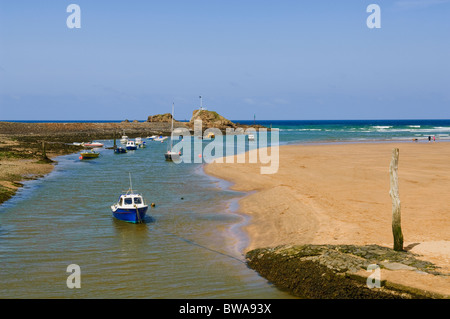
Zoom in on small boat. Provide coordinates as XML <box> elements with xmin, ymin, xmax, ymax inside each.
<box><xmin>248</xmin><ymin>134</ymin><xmax>255</xmax><ymax>141</ymax></box>
<box><xmin>147</xmin><ymin>135</ymin><xmax>157</xmax><ymax>140</ymax></box>
<box><xmin>111</xmin><ymin>174</ymin><xmax>148</xmax><ymax>223</ymax></box>
<box><xmin>80</xmin><ymin>150</ymin><xmax>100</xmax><ymax>159</ymax></box>
<box><xmin>83</xmin><ymin>142</ymin><xmax>104</xmax><ymax>148</ymax></box>
<box><xmin>114</xmin><ymin>147</ymin><xmax>127</xmax><ymax>154</ymax></box>
<box><xmin>205</xmin><ymin>132</ymin><xmax>215</xmax><ymax>139</ymax></box>
<box><xmin>135</xmin><ymin>138</ymin><xmax>146</xmax><ymax>148</ymax></box>
<box><xmin>120</xmin><ymin>135</ymin><xmax>129</xmax><ymax>144</ymax></box>
<box><xmin>126</xmin><ymin>140</ymin><xmax>137</xmax><ymax>150</ymax></box>
<box><xmin>154</xmin><ymin>136</ymin><xmax>168</xmax><ymax>142</ymax></box>
<box><xmin>138</xmin><ymin>141</ymin><xmax>146</xmax><ymax>148</ymax></box>
<box><xmin>164</xmin><ymin>151</ymin><xmax>181</xmax><ymax>161</ymax></box>
<box><xmin>165</xmin><ymin>103</ymin><xmax>181</xmax><ymax>162</ymax></box>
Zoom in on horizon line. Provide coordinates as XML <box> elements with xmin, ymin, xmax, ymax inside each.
<box><xmin>1</xmin><ymin>118</ymin><xmax>450</xmax><ymax>123</ymax></box>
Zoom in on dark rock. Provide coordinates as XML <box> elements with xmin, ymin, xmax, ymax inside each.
<box><xmin>246</xmin><ymin>244</ymin><xmax>441</xmax><ymax>299</ymax></box>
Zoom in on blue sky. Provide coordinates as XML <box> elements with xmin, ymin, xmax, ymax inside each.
<box><xmin>1</xmin><ymin>0</ymin><xmax>449</xmax><ymax>120</ymax></box>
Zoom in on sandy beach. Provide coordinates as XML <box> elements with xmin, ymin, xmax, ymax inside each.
<box><xmin>204</xmin><ymin>141</ymin><xmax>450</xmax><ymax>296</ymax></box>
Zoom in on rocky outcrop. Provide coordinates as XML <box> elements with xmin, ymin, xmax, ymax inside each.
<box><xmin>147</xmin><ymin>113</ymin><xmax>175</xmax><ymax>123</ymax></box>
<box><xmin>187</xmin><ymin>109</ymin><xmax>266</xmax><ymax>132</ymax></box>
<box><xmin>246</xmin><ymin>244</ymin><xmax>444</xmax><ymax>299</ymax></box>
<box><xmin>189</xmin><ymin>110</ymin><xmax>236</xmax><ymax>130</ymax></box>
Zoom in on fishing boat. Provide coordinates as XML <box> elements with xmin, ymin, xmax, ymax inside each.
<box><xmin>154</xmin><ymin>136</ymin><xmax>168</xmax><ymax>142</ymax></box>
<box><xmin>83</xmin><ymin>142</ymin><xmax>104</xmax><ymax>148</ymax></box>
<box><xmin>114</xmin><ymin>146</ymin><xmax>127</xmax><ymax>154</ymax></box>
<box><xmin>120</xmin><ymin>135</ymin><xmax>129</xmax><ymax>144</ymax></box>
<box><xmin>126</xmin><ymin>140</ymin><xmax>137</xmax><ymax>150</ymax></box>
<box><xmin>165</xmin><ymin>103</ymin><xmax>181</xmax><ymax>162</ymax></box>
<box><xmin>111</xmin><ymin>174</ymin><xmax>148</xmax><ymax>223</ymax></box>
<box><xmin>79</xmin><ymin>150</ymin><xmax>100</xmax><ymax>159</ymax></box>
<box><xmin>135</xmin><ymin>137</ymin><xmax>146</xmax><ymax>148</ymax></box>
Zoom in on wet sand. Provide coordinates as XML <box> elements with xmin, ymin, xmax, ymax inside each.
<box><xmin>204</xmin><ymin>141</ymin><xmax>450</xmax><ymax>296</ymax></box>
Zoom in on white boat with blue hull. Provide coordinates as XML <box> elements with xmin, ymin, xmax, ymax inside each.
<box><xmin>126</xmin><ymin>140</ymin><xmax>137</xmax><ymax>150</ymax></box>
<box><xmin>111</xmin><ymin>175</ymin><xmax>149</xmax><ymax>223</ymax></box>
<box><xmin>164</xmin><ymin>102</ymin><xmax>182</xmax><ymax>161</ymax></box>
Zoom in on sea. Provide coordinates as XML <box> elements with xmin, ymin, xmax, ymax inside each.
<box><xmin>0</xmin><ymin>119</ymin><xmax>449</xmax><ymax>298</ymax></box>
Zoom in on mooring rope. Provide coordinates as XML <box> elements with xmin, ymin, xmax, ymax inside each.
<box><xmin>152</xmin><ymin>226</ymin><xmax>246</xmax><ymax>265</ymax></box>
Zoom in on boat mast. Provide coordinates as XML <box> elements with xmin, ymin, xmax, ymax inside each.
<box><xmin>170</xmin><ymin>102</ymin><xmax>174</xmax><ymax>151</ymax></box>
<box><xmin>129</xmin><ymin>172</ymin><xmax>133</xmax><ymax>193</ymax></box>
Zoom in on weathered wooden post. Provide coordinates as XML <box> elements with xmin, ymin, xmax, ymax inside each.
<box><xmin>389</xmin><ymin>148</ymin><xmax>404</xmax><ymax>251</ymax></box>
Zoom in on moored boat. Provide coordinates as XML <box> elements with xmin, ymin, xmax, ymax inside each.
<box><xmin>154</xmin><ymin>136</ymin><xmax>168</xmax><ymax>142</ymax></box>
<box><xmin>164</xmin><ymin>150</ymin><xmax>181</xmax><ymax>162</ymax></box>
<box><xmin>164</xmin><ymin>103</ymin><xmax>181</xmax><ymax>161</ymax></box>
<box><xmin>114</xmin><ymin>147</ymin><xmax>127</xmax><ymax>154</ymax></box>
<box><xmin>120</xmin><ymin>135</ymin><xmax>129</xmax><ymax>144</ymax></box>
<box><xmin>135</xmin><ymin>137</ymin><xmax>146</xmax><ymax>148</ymax></box>
<box><xmin>80</xmin><ymin>150</ymin><xmax>100</xmax><ymax>159</ymax></box>
<box><xmin>126</xmin><ymin>140</ymin><xmax>137</xmax><ymax>150</ymax></box>
<box><xmin>111</xmin><ymin>174</ymin><xmax>149</xmax><ymax>223</ymax></box>
<box><xmin>83</xmin><ymin>142</ymin><xmax>104</xmax><ymax>148</ymax></box>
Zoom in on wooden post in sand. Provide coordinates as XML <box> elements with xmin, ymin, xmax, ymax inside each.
<box><xmin>389</xmin><ymin>148</ymin><xmax>404</xmax><ymax>251</ymax></box>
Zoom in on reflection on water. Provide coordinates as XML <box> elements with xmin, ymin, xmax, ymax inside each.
<box><xmin>0</xmin><ymin>139</ymin><xmax>292</xmax><ymax>298</ymax></box>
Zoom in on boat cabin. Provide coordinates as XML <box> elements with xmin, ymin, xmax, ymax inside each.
<box><xmin>118</xmin><ymin>194</ymin><xmax>145</xmax><ymax>207</ymax></box>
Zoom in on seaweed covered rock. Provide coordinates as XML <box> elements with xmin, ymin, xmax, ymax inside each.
<box><xmin>246</xmin><ymin>244</ymin><xmax>440</xmax><ymax>299</ymax></box>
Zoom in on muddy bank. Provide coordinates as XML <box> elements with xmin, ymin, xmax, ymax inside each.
<box><xmin>0</xmin><ymin>121</ymin><xmax>183</xmax><ymax>142</ymax></box>
<box><xmin>246</xmin><ymin>244</ymin><xmax>447</xmax><ymax>299</ymax></box>
<box><xmin>0</xmin><ymin>121</ymin><xmax>175</xmax><ymax>205</ymax></box>
<box><xmin>0</xmin><ymin>133</ymin><xmax>85</xmax><ymax>205</ymax></box>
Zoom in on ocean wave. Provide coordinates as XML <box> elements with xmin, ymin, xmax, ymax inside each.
<box><xmin>371</xmin><ymin>126</ymin><xmax>392</xmax><ymax>129</ymax></box>
<box><xmin>280</xmin><ymin>128</ymin><xmax>322</xmax><ymax>132</ymax></box>
<box><xmin>372</xmin><ymin>127</ymin><xmax>450</xmax><ymax>133</ymax></box>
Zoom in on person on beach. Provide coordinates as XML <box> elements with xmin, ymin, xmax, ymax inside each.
<box><xmin>428</xmin><ymin>136</ymin><xmax>431</xmax><ymax>142</ymax></box>
<box><xmin>433</xmin><ymin>135</ymin><xmax>436</xmax><ymax>142</ymax></box>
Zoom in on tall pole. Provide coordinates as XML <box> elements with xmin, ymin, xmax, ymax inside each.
<box><xmin>199</xmin><ymin>96</ymin><xmax>202</xmax><ymax>109</ymax></box>
<box><xmin>170</xmin><ymin>102</ymin><xmax>174</xmax><ymax>150</ymax></box>
<box><xmin>390</xmin><ymin>148</ymin><xmax>404</xmax><ymax>251</ymax></box>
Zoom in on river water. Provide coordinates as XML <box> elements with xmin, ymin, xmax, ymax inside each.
<box><xmin>0</xmin><ymin>137</ymin><xmax>292</xmax><ymax>298</ymax></box>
